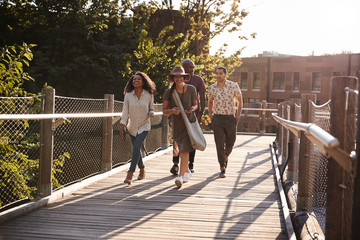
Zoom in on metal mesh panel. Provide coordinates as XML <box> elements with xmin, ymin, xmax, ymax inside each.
<box><xmin>308</xmin><ymin>146</ymin><xmax>328</xmax><ymax>232</ymax></box>
<box><xmin>310</xmin><ymin>100</ymin><xmax>331</xmax><ymax>132</ymax></box>
<box><xmin>306</xmin><ymin>100</ymin><xmax>331</xmax><ymax>232</ymax></box>
<box><xmin>237</xmin><ymin>102</ymin><xmax>278</xmax><ymax>134</ymax></box>
<box><xmin>239</xmin><ymin>102</ymin><xmax>261</xmax><ymax>133</ymax></box>
<box><xmin>113</xmin><ymin>100</ymin><xmax>132</xmax><ymax>167</ymax></box>
<box><xmin>0</xmin><ymin>96</ymin><xmax>42</xmax><ymax>209</ymax></box>
<box><xmin>145</xmin><ymin>104</ymin><xmax>164</xmax><ymax>153</ymax></box>
<box><xmin>53</xmin><ymin>96</ymin><xmax>107</xmax><ymax>188</ymax></box>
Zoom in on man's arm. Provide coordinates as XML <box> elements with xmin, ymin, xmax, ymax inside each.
<box><xmin>235</xmin><ymin>95</ymin><xmax>243</xmax><ymax>122</ymax></box>
<box><xmin>196</xmin><ymin>91</ymin><xmax>206</xmax><ymax>122</ymax></box>
<box><xmin>208</xmin><ymin>97</ymin><xmax>214</xmax><ymax>120</ymax></box>
<box><xmin>199</xmin><ymin>92</ymin><xmax>206</xmax><ymax>114</ymax></box>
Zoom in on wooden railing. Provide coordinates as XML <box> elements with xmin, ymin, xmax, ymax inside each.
<box><xmin>272</xmin><ymin>76</ymin><xmax>359</xmax><ymax>240</ymax></box>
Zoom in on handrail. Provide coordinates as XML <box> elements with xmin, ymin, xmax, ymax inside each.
<box><xmin>272</xmin><ymin>113</ymin><xmax>354</xmax><ymax>173</ymax></box>
<box><xmin>272</xmin><ymin>113</ymin><xmax>338</xmax><ymax>147</ymax></box>
<box><xmin>243</xmin><ymin>108</ymin><xmax>277</xmax><ymax>111</ymax></box>
<box><xmin>0</xmin><ymin>112</ymin><xmax>163</xmax><ymax>121</ymax></box>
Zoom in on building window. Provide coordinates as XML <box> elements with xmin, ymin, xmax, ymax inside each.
<box><xmin>248</xmin><ymin>98</ymin><xmax>260</xmax><ymax>104</ymax></box>
<box><xmin>293</xmin><ymin>72</ymin><xmax>299</xmax><ymax>91</ymax></box>
<box><xmin>273</xmin><ymin>72</ymin><xmax>285</xmax><ymax>90</ymax></box>
<box><xmin>240</xmin><ymin>72</ymin><xmax>248</xmax><ymax>90</ymax></box>
<box><xmin>253</xmin><ymin>72</ymin><xmax>260</xmax><ymax>90</ymax></box>
<box><xmin>312</xmin><ymin>72</ymin><xmax>321</xmax><ymax>91</ymax></box>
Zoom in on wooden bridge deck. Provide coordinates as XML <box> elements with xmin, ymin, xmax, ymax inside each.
<box><xmin>0</xmin><ymin>134</ymin><xmax>290</xmax><ymax>239</ymax></box>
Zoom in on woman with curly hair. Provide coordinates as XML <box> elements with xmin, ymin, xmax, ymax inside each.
<box><xmin>120</xmin><ymin>72</ymin><xmax>156</xmax><ymax>185</ymax></box>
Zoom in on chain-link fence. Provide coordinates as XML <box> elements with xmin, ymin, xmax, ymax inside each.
<box><xmin>308</xmin><ymin>100</ymin><xmax>331</xmax><ymax>232</ymax></box>
<box><xmin>0</xmin><ymin>96</ymin><xmax>42</xmax><ymax>209</ymax></box>
<box><xmin>0</xmin><ymin>93</ymin><xmax>166</xmax><ymax>211</ymax></box>
<box><xmin>53</xmin><ymin>96</ymin><xmax>108</xmax><ymax>188</ymax></box>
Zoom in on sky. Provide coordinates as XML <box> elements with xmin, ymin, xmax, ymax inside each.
<box><xmin>209</xmin><ymin>0</ymin><xmax>360</xmax><ymax>57</ymax></box>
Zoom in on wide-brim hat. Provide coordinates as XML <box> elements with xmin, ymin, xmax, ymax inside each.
<box><xmin>168</xmin><ymin>66</ymin><xmax>190</xmax><ymax>81</ymax></box>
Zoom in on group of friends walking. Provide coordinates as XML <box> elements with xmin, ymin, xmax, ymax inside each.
<box><xmin>120</xmin><ymin>60</ymin><xmax>243</xmax><ymax>188</ymax></box>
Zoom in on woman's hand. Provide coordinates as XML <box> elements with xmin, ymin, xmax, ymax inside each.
<box><xmin>148</xmin><ymin>112</ymin><xmax>155</xmax><ymax>118</ymax></box>
<box><xmin>120</xmin><ymin>124</ymin><xmax>126</xmax><ymax>140</ymax></box>
<box><xmin>185</xmin><ymin>106</ymin><xmax>196</xmax><ymax>114</ymax></box>
<box><xmin>172</xmin><ymin>107</ymin><xmax>181</xmax><ymax>115</ymax></box>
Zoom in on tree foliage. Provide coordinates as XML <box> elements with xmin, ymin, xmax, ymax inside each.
<box><xmin>0</xmin><ymin>44</ymin><xmax>68</xmax><ymax>207</ymax></box>
<box><xmin>1</xmin><ymin>0</ymin><xmax>251</xmax><ymax>101</ymax></box>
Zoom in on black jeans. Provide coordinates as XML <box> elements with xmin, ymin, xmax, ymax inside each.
<box><xmin>212</xmin><ymin>114</ymin><xmax>237</xmax><ymax>167</ymax></box>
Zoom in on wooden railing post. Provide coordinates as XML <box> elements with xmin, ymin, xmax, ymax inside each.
<box><xmin>276</xmin><ymin>103</ymin><xmax>283</xmax><ymax>154</ymax></box>
<box><xmin>38</xmin><ymin>88</ymin><xmax>55</xmax><ymax>197</ymax></box>
<box><xmin>102</xmin><ymin>94</ymin><xmax>114</xmax><ymax>172</ymax></box>
<box><xmin>297</xmin><ymin>94</ymin><xmax>316</xmax><ymax>210</ymax></box>
<box><xmin>281</xmin><ymin>101</ymin><xmax>289</xmax><ymax>165</ymax></box>
<box><xmin>260</xmin><ymin>100</ymin><xmax>267</xmax><ymax>134</ymax></box>
<box><xmin>352</xmin><ymin>74</ymin><xmax>360</xmax><ymax>240</ymax></box>
<box><xmin>161</xmin><ymin>115</ymin><xmax>169</xmax><ymax>149</ymax></box>
<box><xmin>286</xmin><ymin>100</ymin><xmax>296</xmax><ymax>181</ymax></box>
<box><xmin>327</xmin><ymin>76</ymin><xmax>357</xmax><ymax>240</ymax></box>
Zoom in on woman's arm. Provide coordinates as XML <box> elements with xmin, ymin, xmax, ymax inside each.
<box><xmin>163</xmin><ymin>99</ymin><xmax>180</xmax><ymax>116</ymax></box>
<box><xmin>148</xmin><ymin>94</ymin><xmax>155</xmax><ymax>118</ymax></box>
<box><xmin>185</xmin><ymin>99</ymin><xmax>198</xmax><ymax>114</ymax></box>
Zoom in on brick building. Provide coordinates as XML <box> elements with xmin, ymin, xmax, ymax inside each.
<box><xmin>230</xmin><ymin>52</ymin><xmax>360</xmax><ymax>105</ymax></box>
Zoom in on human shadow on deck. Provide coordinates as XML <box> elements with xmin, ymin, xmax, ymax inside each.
<box><xmin>34</xmin><ymin>172</ymin><xmax>220</xmax><ymax>239</ymax></box>
<box><xmin>214</xmin><ymin>151</ymin><xmax>287</xmax><ymax>239</ymax></box>
<box><xmin>233</xmin><ymin>135</ymin><xmax>262</xmax><ymax>149</ymax></box>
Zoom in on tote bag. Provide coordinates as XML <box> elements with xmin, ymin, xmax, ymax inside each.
<box><xmin>172</xmin><ymin>90</ymin><xmax>207</xmax><ymax>151</ymax></box>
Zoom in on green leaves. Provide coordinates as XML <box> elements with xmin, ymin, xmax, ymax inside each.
<box><xmin>0</xmin><ymin>43</ymin><xmax>36</xmax><ymax>97</ymax></box>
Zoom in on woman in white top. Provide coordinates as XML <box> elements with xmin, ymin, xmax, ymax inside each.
<box><xmin>120</xmin><ymin>72</ymin><xmax>156</xmax><ymax>185</ymax></box>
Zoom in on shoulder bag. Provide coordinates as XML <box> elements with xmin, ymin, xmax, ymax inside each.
<box><xmin>172</xmin><ymin>90</ymin><xmax>206</xmax><ymax>151</ymax></box>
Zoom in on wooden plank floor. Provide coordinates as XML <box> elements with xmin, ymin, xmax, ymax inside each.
<box><xmin>0</xmin><ymin>134</ymin><xmax>288</xmax><ymax>239</ymax></box>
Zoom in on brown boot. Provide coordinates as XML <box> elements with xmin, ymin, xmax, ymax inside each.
<box><xmin>138</xmin><ymin>168</ymin><xmax>145</xmax><ymax>180</ymax></box>
<box><xmin>124</xmin><ymin>171</ymin><xmax>133</xmax><ymax>185</ymax></box>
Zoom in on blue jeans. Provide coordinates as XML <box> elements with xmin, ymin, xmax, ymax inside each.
<box><xmin>129</xmin><ymin>131</ymin><xmax>149</xmax><ymax>172</ymax></box>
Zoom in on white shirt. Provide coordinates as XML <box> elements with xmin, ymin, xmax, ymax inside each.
<box><xmin>120</xmin><ymin>90</ymin><xmax>155</xmax><ymax>136</ymax></box>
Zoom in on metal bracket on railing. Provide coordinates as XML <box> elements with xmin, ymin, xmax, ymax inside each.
<box><xmin>53</xmin><ymin>118</ymin><xmax>67</xmax><ymax>130</ymax></box>
<box><xmin>325</xmin><ymin>146</ymin><xmax>354</xmax><ymax>173</ymax></box>
<box><xmin>350</xmin><ymin>151</ymin><xmax>357</xmax><ymax>179</ymax></box>
<box><xmin>345</xmin><ymin>87</ymin><xmax>359</xmax><ymax>111</ymax></box>
<box><xmin>112</xmin><ymin>116</ymin><xmax>121</xmax><ymax>125</ymax></box>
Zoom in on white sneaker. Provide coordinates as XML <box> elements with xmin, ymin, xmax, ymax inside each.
<box><xmin>183</xmin><ymin>172</ymin><xmax>192</xmax><ymax>183</ymax></box>
<box><xmin>175</xmin><ymin>176</ymin><xmax>183</xmax><ymax>188</ymax></box>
